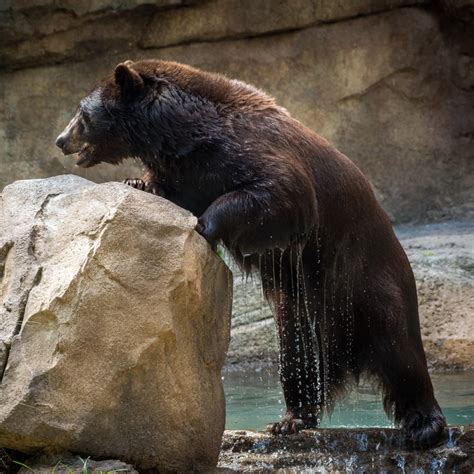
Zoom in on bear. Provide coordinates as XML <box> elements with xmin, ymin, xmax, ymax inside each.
<box><xmin>56</xmin><ymin>59</ymin><xmax>446</xmax><ymax>447</ymax></box>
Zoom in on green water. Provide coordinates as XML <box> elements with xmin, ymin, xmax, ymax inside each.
<box><xmin>224</xmin><ymin>370</ymin><xmax>474</xmax><ymax>430</ymax></box>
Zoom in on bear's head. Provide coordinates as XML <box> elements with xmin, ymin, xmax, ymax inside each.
<box><xmin>56</xmin><ymin>61</ymin><xmax>163</xmax><ymax>167</ymax></box>
<box><xmin>56</xmin><ymin>59</ymin><xmax>260</xmax><ymax>167</ymax></box>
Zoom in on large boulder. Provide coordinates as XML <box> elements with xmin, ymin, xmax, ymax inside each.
<box><xmin>0</xmin><ymin>175</ymin><xmax>232</xmax><ymax>471</ymax></box>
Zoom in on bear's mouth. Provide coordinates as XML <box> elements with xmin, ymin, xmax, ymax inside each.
<box><xmin>76</xmin><ymin>145</ymin><xmax>97</xmax><ymax>168</ymax></box>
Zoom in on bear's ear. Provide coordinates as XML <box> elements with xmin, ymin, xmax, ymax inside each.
<box><xmin>114</xmin><ymin>63</ymin><xmax>144</xmax><ymax>96</ymax></box>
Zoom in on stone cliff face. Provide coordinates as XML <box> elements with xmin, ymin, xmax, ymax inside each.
<box><xmin>1</xmin><ymin>0</ymin><xmax>473</xmax><ymax>223</ymax></box>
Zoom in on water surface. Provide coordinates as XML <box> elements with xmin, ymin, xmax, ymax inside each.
<box><xmin>224</xmin><ymin>370</ymin><xmax>474</xmax><ymax>430</ymax></box>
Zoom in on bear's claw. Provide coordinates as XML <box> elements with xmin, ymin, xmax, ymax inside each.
<box><xmin>267</xmin><ymin>418</ymin><xmax>304</xmax><ymax>435</ymax></box>
<box><xmin>266</xmin><ymin>411</ymin><xmax>319</xmax><ymax>436</ymax></box>
<box><xmin>123</xmin><ymin>178</ymin><xmax>161</xmax><ymax>195</ymax></box>
<box><xmin>123</xmin><ymin>178</ymin><xmax>146</xmax><ymax>190</ymax></box>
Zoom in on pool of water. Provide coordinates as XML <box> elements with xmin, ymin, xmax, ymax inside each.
<box><xmin>223</xmin><ymin>370</ymin><xmax>474</xmax><ymax>430</ymax></box>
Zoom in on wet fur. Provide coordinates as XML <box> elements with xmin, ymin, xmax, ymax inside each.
<box><xmin>57</xmin><ymin>60</ymin><xmax>446</xmax><ymax>448</ymax></box>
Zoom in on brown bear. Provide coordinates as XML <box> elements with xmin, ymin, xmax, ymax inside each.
<box><xmin>56</xmin><ymin>59</ymin><xmax>446</xmax><ymax>447</ymax></box>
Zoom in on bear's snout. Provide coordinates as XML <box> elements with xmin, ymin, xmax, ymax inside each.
<box><xmin>55</xmin><ymin>133</ymin><xmax>66</xmax><ymax>150</ymax></box>
<box><xmin>55</xmin><ymin>110</ymin><xmax>84</xmax><ymax>155</ymax></box>
<box><xmin>55</xmin><ymin>129</ymin><xmax>76</xmax><ymax>154</ymax></box>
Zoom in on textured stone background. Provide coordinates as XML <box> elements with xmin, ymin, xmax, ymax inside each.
<box><xmin>1</xmin><ymin>1</ymin><xmax>473</xmax><ymax>371</ymax></box>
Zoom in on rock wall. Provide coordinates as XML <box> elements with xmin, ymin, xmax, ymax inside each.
<box><xmin>1</xmin><ymin>0</ymin><xmax>473</xmax><ymax>222</ymax></box>
<box><xmin>0</xmin><ymin>176</ymin><xmax>232</xmax><ymax>470</ymax></box>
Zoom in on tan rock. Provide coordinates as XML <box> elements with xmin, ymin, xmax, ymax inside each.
<box><xmin>0</xmin><ymin>0</ymin><xmax>425</xmax><ymax>64</ymax></box>
<box><xmin>225</xmin><ymin>270</ymin><xmax>275</xmax><ymax>368</ymax></box>
<box><xmin>0</xmin><ymin>175</ymin><xmax>232</xmax><ymax>470</ymax></box>
<box><xmin>142</xmin><ymin>0</ymin><xmax>426</xmax><ymax>49</ymax></box>
<box><xmin>0</xmin><ymin>1</ymin><xmax>190</xmax><ymax>68</ymax></box>
<box><xmin>400</xmin><ymin>222</ymin><xmax>474</xmax><ymax>370</ymax></box>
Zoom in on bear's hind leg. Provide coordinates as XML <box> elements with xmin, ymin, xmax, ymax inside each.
<box><xmin>378</xmin><ymin>347</ymin><xmax>446</xmax><ymax>448</ymax></box>
<box><xmin>364</xmin><ymin>292</ymin><xmax>446</xmax><ymax>448</ymax></box>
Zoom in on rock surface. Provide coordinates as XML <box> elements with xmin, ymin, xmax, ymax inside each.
<box><xmin>227</xmin><ymin>221</ymin><xmax>474</xmax><ymax>371</ymax></box>
<box><xmin>399</xmin><ymin>222</ymin><xmax>474</xmax><ymax>370</ymax></box>
<box><xmin>218</xmin><ymin>426</ymin><xmax>473</xmax><ymax>472</ymax></box>
<box><xmin>0</xmin><ymin>2</ymin><xmax>473</xmax><ymax>222</ymax></box>
<box><xmin>0</xmin><ymin>0</ymin><xmax>428</xmax><ymax>68</ymax></box>
<box><xmin>15</xmin><ymin>454</ymin><xmax>138</xmax><ymax>474</ymax></box>
<box><xmin>0</xmin><ymin>175</ymin><xmax>232</xmax><ymax>471</ymax></box>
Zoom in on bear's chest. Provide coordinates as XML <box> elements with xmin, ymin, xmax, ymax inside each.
<box><xmin>156</xmin><ymin>156</ymin><xmax>231</xmax><ymax>217</ymax></box>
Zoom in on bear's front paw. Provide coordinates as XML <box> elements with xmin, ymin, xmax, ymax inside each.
<box><xmin>195</xmin><ymin>218</ymin><xmax>220</xmax><ymax>251</ymax></box>
<box><xmin>123</xmin><ymin>178</ymin><xmax>146</xmax><ymax>191</ymax></box>
<box><xmin>123</xmin><ymin>178</ymin><xmax>161</xmax><ymax>196</ymax></box>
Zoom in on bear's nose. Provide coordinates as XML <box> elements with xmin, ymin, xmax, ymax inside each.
<box><xmin>55</xmin><ymin>134</ymin><xmax>66</xmax><ymax>150</ymax></box>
